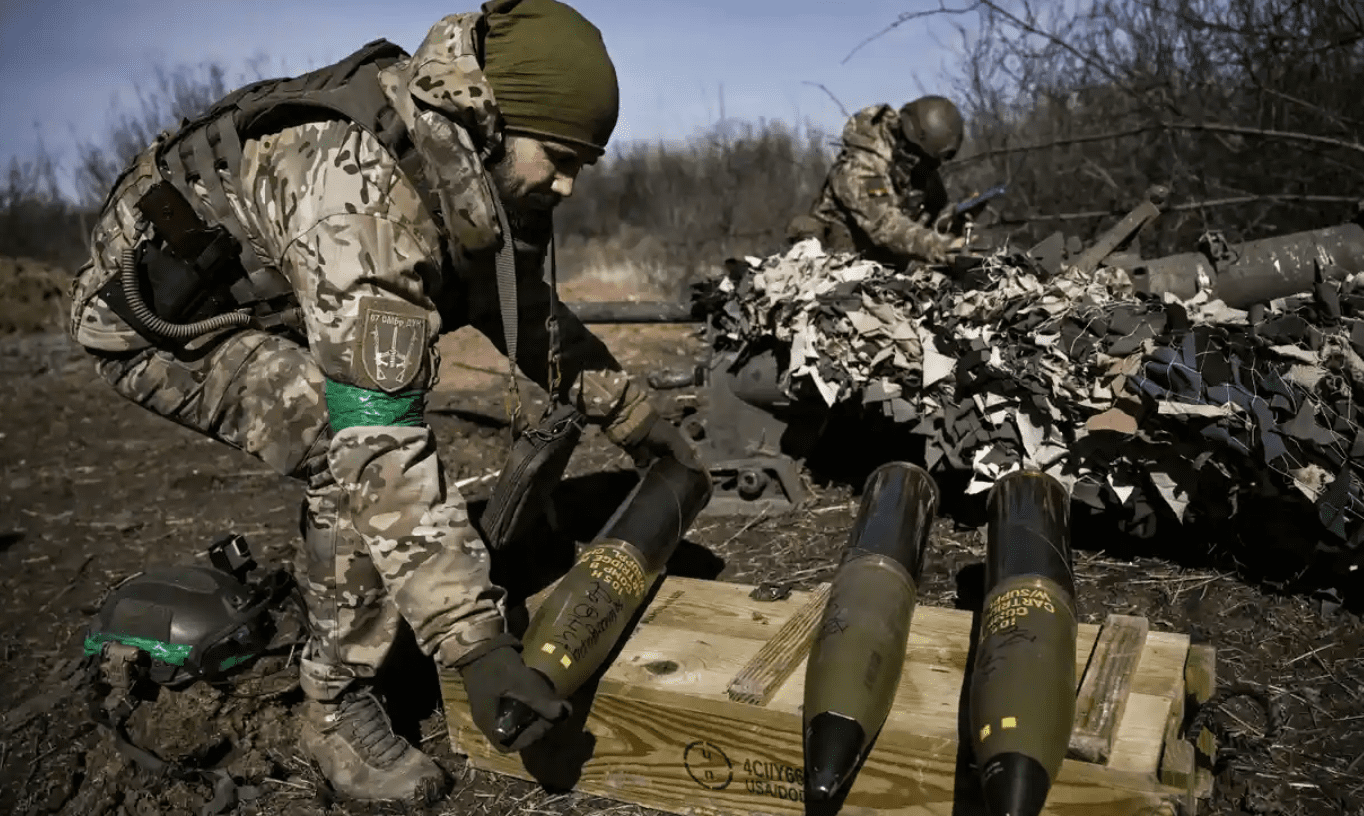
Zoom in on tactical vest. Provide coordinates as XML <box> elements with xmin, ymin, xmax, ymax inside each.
<box><xmin>107</xmin><ymin>38</ymin><xmax>570</xmax><ymax>491</ymax></box>
<box><xmin>104</xmin><ymin>36</ymin><xmax>574</xmax><ymax>515</ymax></box>
<box><xmin>117</xmin><ymin>39</ymin><xmax>440</xmax><ymax>312</ymax></box>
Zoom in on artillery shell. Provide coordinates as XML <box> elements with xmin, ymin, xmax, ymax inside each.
<box><xmin>491</xmin><ymin>456</ymin><xmax>712</xmax><ymax>746</ymax></box>
<box><xmin>802</xmin><ymin>462</ymin><xmax>938</xmax><ymax>801</ymax></box>
<box><xmin>970</xmin><ymin>469</ymin><xmax>1078</xmax><ymax>816</ymax></box>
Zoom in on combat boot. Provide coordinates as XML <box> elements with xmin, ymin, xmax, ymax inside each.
<box><xmin>299</xmin><ymin>687</ymin><xmax>448</xmax><ymax>804</ymax></box>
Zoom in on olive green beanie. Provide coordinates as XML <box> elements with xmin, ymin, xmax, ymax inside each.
<box><xmin>480</xmin><ymin>0</ymin><xmax>620</xmax><ymax>158</ymax></box>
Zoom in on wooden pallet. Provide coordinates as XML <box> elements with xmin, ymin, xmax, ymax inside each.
<box><xmin>441</xmin><ymin>576</ymin><xmax>1217</xmax><ymax>816</ymax></box>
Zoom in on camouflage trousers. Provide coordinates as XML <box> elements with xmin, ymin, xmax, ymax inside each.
<box><xmin>89</xmin><ymin>328</ymin><xmax>473</xmax><ymax>701</ymax></box>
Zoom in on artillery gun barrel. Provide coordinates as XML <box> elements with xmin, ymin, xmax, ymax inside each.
<box><xmin>802</xmin><ymin>462</ymin><xmax>938</xmax><ymax>801</ymax></box>
<box><xmin>565</xmin><ymin>300</ymin><xmax>700</xmax><ymax>324</ymax></box>
<box><xmin>970</xmin><ymin>470</ymin><xmax>1078</xmax><ymax>816</ymax></box>
<box><xmin>490</xmin><ymin>456</ymin><xmax>712</xmax><ymax>747</ymax></box>
<box><xmin>566</xmin><ymin>220</ymin><xmax>1364</xmax><ymax>320</ymax></box>
<box><xmin>1130</xmin><ymin>222</ymin><xmax>1364</xmax><ymax>308</ymax></box>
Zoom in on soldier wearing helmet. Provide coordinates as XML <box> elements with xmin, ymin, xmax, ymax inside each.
<box><xmin>67</xmin><ymin>0</ymin><xmax>706</xmax><ymax>805</ymax></box>
<box><xmin>789</xmin><ymin>95</ymin><xmax>966</xmax><ymax>265</ymax></box>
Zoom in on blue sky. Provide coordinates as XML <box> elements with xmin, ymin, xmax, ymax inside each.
<box><xmin>0</xmin><ymin>0</ymin><xmax>969</xmax><ymax>197</ymax></box>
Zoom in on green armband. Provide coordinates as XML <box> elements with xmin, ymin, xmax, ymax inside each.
<box><xmin>325</xmin><ymin>379</ymin><xmax>426</xmax><ymax>432</ymax></box>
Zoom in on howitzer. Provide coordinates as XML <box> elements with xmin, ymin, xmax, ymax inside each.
<box><xmin>1026</xmin><ymin>186</ymin><xmax>1364</xmax><ymax>308</ymax></box>
<box><xmin>1127</xmin><ymin>222</ymin><xmax>1364</xmax><ymax>308</ymax></box>
<box><xmin>567</xmin><ymin>205</ymin><xmax>1364</xmax><ymax>518</ymax></box>
<box><xmin>567</xmin><ymin>300</ymin><xmax>821</xmax><ymax>518</ymax></box>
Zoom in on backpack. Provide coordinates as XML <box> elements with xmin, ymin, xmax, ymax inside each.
<box><xmin>98</xmin><ymin>38</ymin><xmax>440</xmax><ymax>332</ymax></box>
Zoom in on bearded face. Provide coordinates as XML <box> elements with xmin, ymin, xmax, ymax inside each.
<box><xmin>489</xmin><ymin>155</ymin><xmax>561</xmax><ymax>216</ymax></box>
<box><xmin>489</xmin><ymin>135</ymin><xmax>590</xmax><ymax>212</ymax></box>
<box><xmin>489</xmin><ymin>136</ymin><xmax>594</xmax><ymax>252</ymax></box>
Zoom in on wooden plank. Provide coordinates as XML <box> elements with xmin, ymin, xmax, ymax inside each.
<box><xmin>1107</xmin><ymin>693</ymin><xmax>1172</xmax><ymax>774</ymax></box>
<box><xmin>612</xmin><ymin>582</ymin><xmax>1174</xmax><ymax>746</ymax></box>
<box><xmin>764</xmin><ymin>600</ymin><xmax>1102</xmax><ymax>743</ymax></box>
<box><xmin>442</xmin><ymin>676</ymin><xmax>1188</xmax><ymax>816</ymax></box>
<box><xmin>726</xmin><ymin>583</ymin><xmax>831</xmax><ymax>705</ymax></box>
<box><xmin>1120</xmin><ymin>624</ymin><xmax>1193</xmax><ymax>780</ymax></box>
<box><xmin>609</xmin><ymin>581</ymin><xmax>813</xmax><ymax>698</ymax></box>
<box><xmin>1157</xmin><ymin>682</ymin><xmax>1194</xmax><ymax>791</ymax></box>
<box><xmin>1156</xmin><ymin>643</ymin><xmax>1219</xmax><ymax>804</ymax></box>
<box><xmin>1130</xmin><ymin>632</ymin><xmax>1192</xmax><ymax>699</ymax></box>
<box><xmin>1160</xmin><ymin>738</ymin><xmax>1197</xmax><ymax>792</ymax></box>
<box><xmin>1069</xmin><ymin>614</ymin><xmax>1150</xmax><ymax>763</ymax></box>
<box><xmin>1194</xmin><ymin>767</ymin><xmax>1214</xmax><ymax>801</ymax></box>
<box><xmin>1184</xmin><ymin>643</ymin><xmax>1217</xmax><ymax>705</ymax></box>
<box><xmin>1184</xmin><ymin>643</ymin><xmax>1218</xmax><ymax>800</ymax></box>
<box><xmin>443</xmin><ymin>577</ymin><xmax>1201</xmax><ymax>816</ymax></box>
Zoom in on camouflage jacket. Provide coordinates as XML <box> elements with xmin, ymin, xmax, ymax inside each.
<box><xmin>807</xmin><ymin>104</ymin><xmax>950</xmax><ymax>265</ymax></box>
<box><xmin>70</xmin><ymin>12</ymin><xmax>654</xmax><ymax>664</ymax></box>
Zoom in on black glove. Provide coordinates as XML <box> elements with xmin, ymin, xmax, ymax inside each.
<box><xmin>455</xmin><ymin>634</ymin><xmax>570</xmax><ymax>753</ymax></box>
<box><xmin>628</xmin><ymin>415</ymin><xmax>708</xmax><ymax>476</ymax></box>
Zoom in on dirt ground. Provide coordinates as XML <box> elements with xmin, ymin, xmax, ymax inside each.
<box><xmin>2</xmin><ymin>270</ymin><xmax>1364</xmax><ymax>816</ymax></box>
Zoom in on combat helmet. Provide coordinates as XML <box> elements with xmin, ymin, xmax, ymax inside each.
<box><xmin>82</xmin><ymin>534</ymin><xmax>302</xmax><ymax>784</ymax></box>
<box><xmin>899</xmin><ymin>96</ymin><xmax>964</xmax><ymax>161</ymax></box>
<box><xmin>84</xmin><ymin>534</ymin><xmax>292</xmax><ymax>688</ymax></box>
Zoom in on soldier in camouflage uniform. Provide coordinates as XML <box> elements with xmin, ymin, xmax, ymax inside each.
<box><xmin>788</xmin><ymin>95</ymin><xmax>966</xmax><ymax>266</ymax></box>
<box><xmin>67</xmin><ymin>0</ymin><xmax>704</xmax><ymax>804</ymax></box>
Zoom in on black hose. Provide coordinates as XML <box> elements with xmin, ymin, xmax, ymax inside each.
<box><xmin>120</xmin><ymin>247</ymin><xmax>252</xmax><ymax>340</ymax></box>
<box><xmin>1187</xmin><ymin>681</ymin><xmax>1286</xmax><ymax>768</ymax></box>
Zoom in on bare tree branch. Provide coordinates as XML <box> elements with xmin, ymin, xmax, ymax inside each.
<box><xmin>921</xmin><ymin>0</ymin><xmax>1364</xmax><ymax>250</ymax></box>
<box><xmin>949</xmin><ymin>125</ymin><xmax>1162</xmax><ymax>164</ymax></box>
<box><xmin>1129</xmin><ymin>0</ymin><xmax>1300</xmax><ymax>43</ymax></box>
<box><xmin>1254</xmin><ymin>85</ymin><xmax>1364</xmax><ymax>131</ymax></box>
<box><xmin>1164</xmin><ymin>193</ymin><xmax>1363</xmax><ymax>211</ymax></box>
<box><xmin>974</xmin><ymin>0</ymin><xmax>1135</xmax><ymax>99</ymax></box>
<box><xmin>1003</xmin><ymin>193</ymin><xmax>1362</xmax><ymax>223</ymax></box>
<box><xmin>1081</xmin><ymin>155</ymin><xmax>1122</xmax><ymax>193</ymax></box>
<box><xmin>801</xmin><ymin>81</ymin><xmax>850</xmax><ymax>119</ymax></box>
<box><xmin>842</xmin><ymin>1</ymin><xmax>979</xmax><ymax>65</ymax></box>
<box><xmin>1174</xmin><ymin>120</ymin><xmax>1364</xmax><ymax>155</ymax></box>
<box><xmin>951</xmin><ymin>119</ymin><xmax>1364</xmax><ymax>167</ymax></box>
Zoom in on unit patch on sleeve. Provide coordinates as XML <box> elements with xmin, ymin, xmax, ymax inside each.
<box><xmin>861</xmin><ymin>177</ymin><xmax>892</xmax><ymax>198</ymax></box>
<box><xmin>356</xmin><ymin>296</ymin><xmax>429</xmax><ymax>393</ymax></box>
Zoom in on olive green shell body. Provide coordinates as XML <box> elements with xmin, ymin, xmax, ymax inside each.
<box><xmin>520</xmin><ymin>538</ymin><xmax>656</xmax><ymax>694</ymax></box>
<box><xmin>801</xmin><ymin>462</ymin><xmax>938</xmax><ymax>800</ymax></box>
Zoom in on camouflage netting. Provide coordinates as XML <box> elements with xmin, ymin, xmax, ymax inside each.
<box><xmin>694</xmin><ymin>239</ymin><xmax>1364</xmax><ymax>576</ymax></box>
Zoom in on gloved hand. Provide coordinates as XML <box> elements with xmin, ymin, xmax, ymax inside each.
<box><xmin>919</xmin><ymin>230</ymin><xmax>965</xmax><ymax>264</ymax></box>
<box><xmin>454</xmin><ymin>634</ymin><xmax>570</xmax><ymax>753</ymax></box>
<box><xmin>626</xmin><ymin>414</ymin><xmax>708</xmax><ymax>477</ymax></box>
